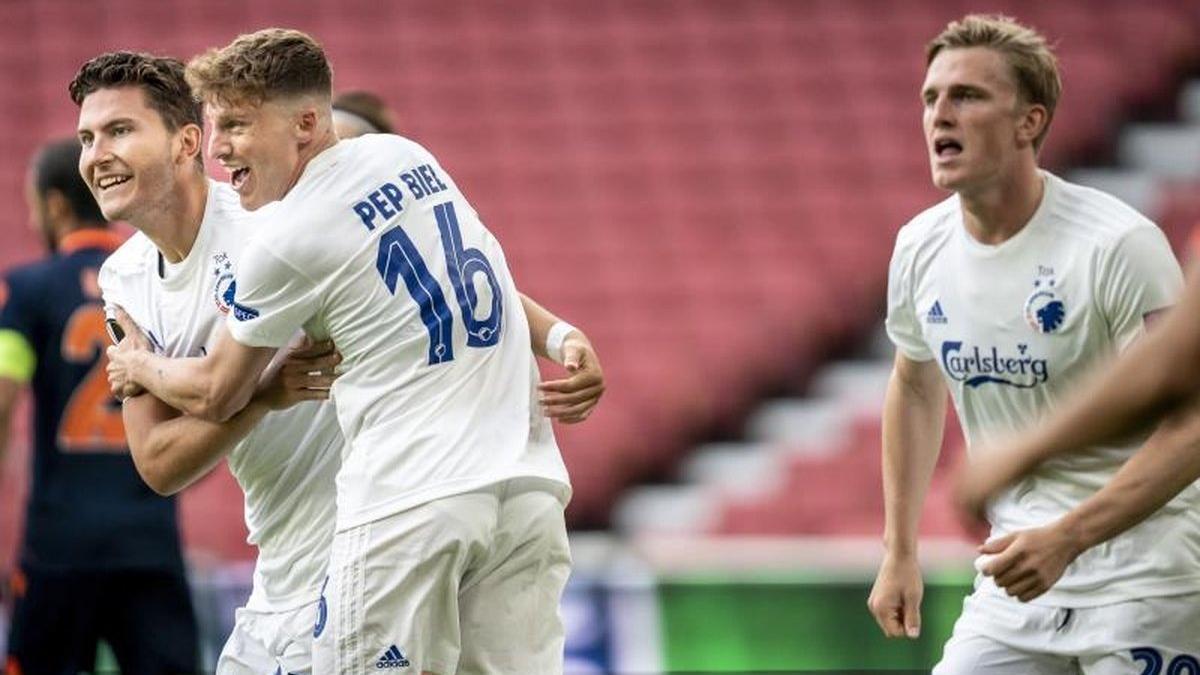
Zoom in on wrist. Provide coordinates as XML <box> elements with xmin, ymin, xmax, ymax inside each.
<box><xmin>1051</xmin><ymin>513</ymin><xmax>1089</xmax><ymax>558</ymax></box>
<box><xmin>545</xmin><ymin>321</ymin><xmax>578</xmax><ymax>364</ymax></box>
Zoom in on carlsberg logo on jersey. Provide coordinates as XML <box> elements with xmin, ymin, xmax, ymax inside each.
<box><xmin>940</xmin><ymin>341</ymin><xmax>1049</xmax><ymax>388</ymax></box>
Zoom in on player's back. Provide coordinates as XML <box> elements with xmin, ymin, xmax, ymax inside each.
<box><xmin>0</xmin><ymin>229</ymin><xmax>181</xmax><ymax>571</ymax></box>
<box><xmin>230</xmin><ymin>135</ymin><xmax>569</xmax><ymax>530</ymax></box>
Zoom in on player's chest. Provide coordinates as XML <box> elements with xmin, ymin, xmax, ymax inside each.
<box><xmin>912</xmin><ymin>253</ymin><xmax>1107</xmax><ymax>389</ymax></box>
<box><xmin>136</xmin><ymin>247</ymin><xmax>243</xmax><ymax>358</ymax></box>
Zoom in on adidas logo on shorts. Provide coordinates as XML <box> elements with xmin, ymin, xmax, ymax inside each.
<box><xmin>376</xmin><ymin>645</ymin><xmax>411</xmax><ymax>669</ymax></box>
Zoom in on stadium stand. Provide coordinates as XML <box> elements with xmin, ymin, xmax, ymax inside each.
<box><xmin>1</xmin><ymin>2</ymin><xmax>1199</xmax><ymax>591</ymax></box>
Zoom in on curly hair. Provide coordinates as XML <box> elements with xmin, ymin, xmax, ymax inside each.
<box><xmin>69</xmin><ymin>51</ymin><xmax>202</xmax><ymax>132</ymax></box>
<box><xmin>186</xmin><ymin>28</ymin><xmax>333</xmax><ymax>106</ymax></box>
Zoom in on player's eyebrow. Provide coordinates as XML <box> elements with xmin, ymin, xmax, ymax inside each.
<box><xmin>78</xmin><ymin>116</ymin><xmax>137</xmax><ymax>134</ymax></box>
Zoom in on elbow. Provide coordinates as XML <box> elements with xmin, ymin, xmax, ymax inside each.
<box><xmin>131</xmin><ymin>450</ymin><xmax>182</xmax><ymax>497</ymax></box>
<box><xmin>191</xmin><ymin>380</ymin><xmax>249</xmax><ymax>423</ymax></box>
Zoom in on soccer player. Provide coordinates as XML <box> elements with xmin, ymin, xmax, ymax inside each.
<box><xmin>81</xmin><ymin>46</ymin><xmax>600</xmax><ymax>673</ymax></box>
<box><xmin>1</xmin><ymin>138</ymin><xmax>198</xmax><ymax>674</ymax></box>
<box><xmin>105</xmin><ymin>28</ymin><xmax>581</xmax><ymax>674</ymax></box>
<box><xmin>866</xmin><ymin>14</ymin><xmax>1200</xmax><ymax>673</ymax></box>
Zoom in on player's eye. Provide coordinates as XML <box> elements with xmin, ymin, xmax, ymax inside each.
<box><xmin>79</xmin><ymin>134</ymin><xmax>93</xmax><ymax>147</ymax></box>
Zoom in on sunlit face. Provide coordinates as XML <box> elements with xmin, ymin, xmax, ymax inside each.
<box><xmin>77</xmin><ymin>86</ymin><xmax>179</xmax><ymax>222</ymax></box>
<box><xmin>206</xmin><ymin>98</ymin><xmax>305</xmax><ymax>210</ymax></box>
<box><xmin>921</xmin><ymin>47</ymin><xmax>1028</xmax><ymax>194</ymax></box>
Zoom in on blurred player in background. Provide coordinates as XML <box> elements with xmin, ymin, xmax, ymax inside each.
<box><xmin>105</xmin><ymin>28</ymin><xmax>587</xmax><ymax>674</ymax></box>
<box><xmin>332</xmin><ymin>90</ymin><xmax>395</xmax><ymax>137</ymax></box>
<box><xmin>2</xmin><ymin>138</ymin><xmax>197</xmax><ymax>674</ymax></box>
<box><xmin>867</xmin><ymin>14</ymin><xmax>1200</xmax><ymax>673</ymax></box>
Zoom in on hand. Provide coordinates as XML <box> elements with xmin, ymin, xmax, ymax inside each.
<box><xmin>255</xmin><ymin>339</ymin><xmax>342</xmax><ymax>411</ymax></box>
<box><xmin>105</xmin><ymin>306</ymin><xmax>152</xmax><ymax>399</ymax></box>
<box><xmin>867</xmin><ymin>553</ymin><xmax>923</xmax><ymax>639</ymax></box>
<box><xmin>539</xmin><ymin>330</ymin><xmax>604</xmax><ymax>423</ymax></box>
<box><xmin>978</xmin><ymin>524</ymin><xmax>1083</xmax><ymax>602</ymax></box>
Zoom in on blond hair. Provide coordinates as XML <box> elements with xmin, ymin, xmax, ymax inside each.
<box><xmin>186</xmin><ymin>28</ymin><xmax>332</xmax><ymax>106</ymax></box>
<box><xmin>926</xmin><ymin>14</ymin><xmax>1061</xmax><ymax>150</ymax></box>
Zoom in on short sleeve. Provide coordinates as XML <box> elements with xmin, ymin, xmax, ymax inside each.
<box><xmin>225</xmin><ymin>238</ymin><xmax>320</xmax><ymax>348</ymax></box>
<box><xmin>1097</xmin><ymin>225</ymin><xmax>1184</xmax><ymax>351</ymax></box>
<box><xmin>0</xmin><ymin>273</ymin><xmax>37</xmax><ymax>382</ymax></box>
<box><xmin>884</xmin><ymin>228</ymin><xmax>934</xmax><ymax>361</ymax></box>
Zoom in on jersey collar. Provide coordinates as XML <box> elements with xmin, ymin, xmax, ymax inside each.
<box><xmin>58</xmin><ymin>228</ymin><xmax>123</xmax><ymax>255</ymax></box>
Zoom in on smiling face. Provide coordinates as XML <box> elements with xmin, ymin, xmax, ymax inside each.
<box><xmin>206</xmin><ymin>97</ymin><xmax>307</xmax><ymax>211</ymax></box>
<box><xmin>921</xmin><ymin>47</ymin><xmax>1032</xmax><ymax>195</ymax></box>
<box><xmin>76</xmin><ymin>86</ymin><xmax>181</xmax><ymax>222</ymax></box>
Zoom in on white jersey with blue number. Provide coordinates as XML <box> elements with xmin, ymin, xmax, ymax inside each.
<box><xmin>226</xmin><ymin>134</ymin><xmax>570</xmax><ymax>531</ymax></box>
<box><xmin>886</xmin><ymin>171</ymin><xmax>1200</xmax><ymax>607</ymax></box>
<box><xmin>99</xmin><ymin>180</ymin><xmax>341</xmax><ymax>612</ymax></box>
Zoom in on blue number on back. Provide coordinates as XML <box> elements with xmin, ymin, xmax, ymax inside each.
<box><xmin>374</xmin><ymin>201</ymin><xmax>503</xmax><ymax>365</ymax></box>
<box><xmin>435</xmin><ymin>202</ymin><xmax>503</xmax><ymax>347</ymax></box>
<box><xmin>1135</xmin><ymin>648</ymin><xmax>1165</xmax><ymax>675</ymax></box>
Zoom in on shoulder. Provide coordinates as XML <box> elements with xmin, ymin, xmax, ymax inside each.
<box><xmin>98</xmin><ymin>232</ymin><xmax>156</xmax><ymax>300</ymax></box>
<box><xmin>893</xmin><ymin>193</ymin><xmax>959</xmax><ymax>263</ymax></box>
<box><xmin>1048</xmin><ymin>173</ymin><xmax>1161</xmax><ymax>248</ymax></box>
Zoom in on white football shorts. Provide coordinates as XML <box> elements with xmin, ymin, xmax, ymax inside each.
<box><xmin>934</xmin><ymin>589</ymin><xmax>1200</xmax><ymax>674</ymax></box>
<box><xmin>217</xmin><ymin>601</ymin><xmax>320</xmax><ymax>675</ymax></box>
<box><xmin>312</xmin><ymin>477</ymin><xmax>571</xmax><ymax>675</ymax></box>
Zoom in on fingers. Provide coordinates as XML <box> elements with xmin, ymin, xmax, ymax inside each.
<box><xmin>289</xmin><ymin>339</ymin><xmax>336</xmax><ymax>359</ymax></box>
<box><xmin>540</xmin><ymin>384</ymin><xmax>605</xmax><ymax>407</ymax></box>
<box><xmin>901</xmin><ymin>590</ymin><xmax>922</xmax><ymax>638</ymax></box>
<box><xmin>992</xmin><ymin>559</ymin><xmax>1036</xmax><ymax>591</ymax></box>
<box><xmin>979</xmin><ymin>533</ymin><xmax>1016</xmax><ymax>555</ymax></box>
<box><xmin>1003</xmin><ymin>573</ymin><xmax>1046</xmax><ymax>602</ymax></box>
<box><xmin>544</xmin><ymin>400</ymin><xmax>598</xmax><ymax>423</ymax></box>
<box><xmin>285</xmin><ymin>350</ymin><xmax>342</xmax><ymax>373</ymax></box>
<box><xmin>538</xmin><ymin>372</ymin><xmax>602</xmax><ymax>394</ymax></box>
<box><xmin>867</xmin><ymin>596</ymin><xmax>905</xmax><ymax>638</ymax></box>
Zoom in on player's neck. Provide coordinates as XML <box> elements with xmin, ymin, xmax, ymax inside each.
<box><xmin>959</xmin><ymin>163</ymin><xmax>1044</xmax><ymax>246</ymax></box>
<box><xmin>282</xmin><ymin>128</ymin><xmax>339</xmax><ymax>201</ymax></box>
<box><xmin>131</xmin><ymin>170</ymin><xmax>209</xmax><ymax>264</ymax></box>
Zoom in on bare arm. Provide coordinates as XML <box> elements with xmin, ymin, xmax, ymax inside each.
<box><xmin>520</xmin><ymin>293</ymin><xmax>606</xmax><ymax>423</ymax></box>
<box><xmin>988</xmin><ymin>270</ymin><xmax>1200</xmax><ymax>478</ymax></box>
<box><xmin>122</xmin><ymin>391</ymin><xmax>268</xmax><ymax>495</ymax></box>
<box><xmin>121</xmin><ymin>341</ymin><xmax>340</xmax><ymax>495</ymax></box>
<box><xmin>976</xmin><ymin>403</ymin><xmax>1200</xmax><ymax>602</ymax></box>
<box><xmin>110</xmin><ymin>326</ymin><xmax>277</xmax><ymax>423</ymax></box>
<box><xmin>868</xmin><ymin>351</ymin><xmax>947</xmax><ymax>639</ymax></box>
<box><xmin>954</xmin><ymin>270</ymin><xmax>1200</xmax><ymax>512</ymax></box>
<box><xmin>521</xmin><ymin>293</ymin><xmax>557</xmax><ymax>360</ymax></box>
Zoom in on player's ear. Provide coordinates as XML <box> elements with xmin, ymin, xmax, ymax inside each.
<box><xmin>174</xmin><ymin>123</ymin><xmax>204</xmax><ymax>167</ymax></box>
<box><xmin>1016</xmin><ymin>103</ymin><xmax>1048</xmax><ymax>150</ymax></box>
<box><xmin>294</xmin><ymin>105</ymin><xmax>319</xmax><ymax>144</ymax></box>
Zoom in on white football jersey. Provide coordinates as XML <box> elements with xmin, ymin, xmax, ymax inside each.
<box><xmin>99</xmin><ymin>180</ymin><xmax>341</xmax><ymax>612</ymax></box>
<box><xmin>227</xmin><ymin>135</ymin><xmax>570</xmax><ymax>531</ymax></box>
<box><xmin>886</xmin><ymin>171</ymin><xmax>1200</xmax><ymax>606</ymax></box>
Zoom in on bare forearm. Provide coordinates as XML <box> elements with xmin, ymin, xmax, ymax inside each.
<box><xmin>128</xmin><ymin>351</ymin><xmax>220</xmax><ymax>417</ymax></box>
<box><xmin>881</xmin><ymin>369</ymin><xmax>947</xmax><ymax>557</ymax></box>
<box><xmin>131</xmin><ymin>397</ymin><xmax>269</xmax><ymax>495</ymax></box>
<box><xmin>520</xmin><ymin>293</ymin><xmax>559</xmax><ymax>360</ymax></box>
<box><xmin>1056</xmin><ymin>404</ymin><xmax>1200</xmax><ymax>553</ymax></box>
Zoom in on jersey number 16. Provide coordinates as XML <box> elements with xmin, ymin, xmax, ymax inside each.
<box><xmin>375</xmin><ymin>201</ymin><xmax>504</xmax><ymax>365</ymax></box>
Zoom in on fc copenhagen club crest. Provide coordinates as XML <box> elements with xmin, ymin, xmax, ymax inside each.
<box><xmin>1024</xmin><ymin>268</ymin><xmax>1065</xmax><ymax>334</ymax></box>
<box><xmin>211</xmin><ymin>252</ymin><xmax>235</xmax><ymax>314</ymax></box>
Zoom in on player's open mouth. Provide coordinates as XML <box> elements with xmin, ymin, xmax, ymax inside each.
<box><xmin>97</xmin><ymin>175</ymin><xmax>132</xmax><ymax>191</ymax></box>
<box><xmin>231</xmin><ymin>167</ymin><xmax>250</xmax><ymax>190</ymax></box>
<box><xmin>934</xmin><ymin>138</ymin><xmax>963</xmax><ymax>158</ymax></box>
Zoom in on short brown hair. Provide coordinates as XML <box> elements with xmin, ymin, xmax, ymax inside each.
<box><xmin>186</xmin><ymin>28</ymin><xmax>333</xmax><ymax>107</ymax></box>
<box><xmin>926</xmin><ymin>14</ymin><xmax>1061</xmax><ymax>150</ymax></box>
<box><xmin>333</xmin><ymin>90</ymin><xmax>396</xmax><ymax>134</ymax></box>
<box><xmin>69</xmin><ymin>51</ymin><xmax>202</xmax><ymax>132</ymax></box>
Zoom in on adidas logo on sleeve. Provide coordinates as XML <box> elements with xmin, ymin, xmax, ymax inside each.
<box><xmin>376</xmin><ymin>645</ymin><xmax>411</xmax><ymax>669</ymax></box>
